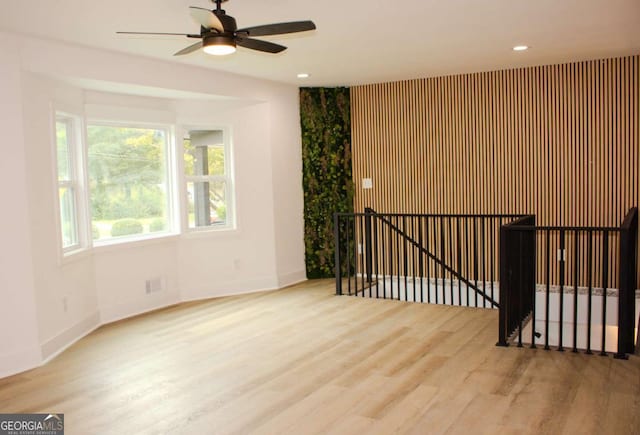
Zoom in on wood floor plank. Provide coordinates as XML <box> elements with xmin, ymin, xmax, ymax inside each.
<box><xmin>0</xmin><ymin>279</ymin><xmax>638</xmax><ymax>435</ymax></box>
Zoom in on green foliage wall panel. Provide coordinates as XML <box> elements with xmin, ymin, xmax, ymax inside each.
<box><xmin>300</xmin><ymin>87</ymin><xmax>353</xmax><ymax>279</ymax></box>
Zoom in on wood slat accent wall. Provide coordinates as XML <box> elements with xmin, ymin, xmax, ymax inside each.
<box><xmin>351</xmin><ymin>55</ymin><xmax>639</xmax><ymax>287</ymax></box>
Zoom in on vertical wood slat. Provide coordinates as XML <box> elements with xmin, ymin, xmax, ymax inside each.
<box><xmin>350</xmin><ymin>55</ymin><xmax>640</xmax><ymax>288</ymax></box>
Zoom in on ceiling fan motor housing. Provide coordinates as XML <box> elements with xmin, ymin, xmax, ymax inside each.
<box><xmin>204</xmin><ymin>33</ymin><xmax>236</xmax><ymax>48</ymax></box>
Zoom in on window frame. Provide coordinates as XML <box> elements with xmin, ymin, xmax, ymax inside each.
<box><xmin>53</xmin><ymin>111</ymin><xmax>89</xmax><ymax>257</ymax></box>
<box><xmin>85</xmin><ymin>120</ymin><xmax>179</xmax><ymax>246</ymax></box>
<box><xmin>180</xmin><ymin>126</ymin><xmax>236</xmax><ymax>233</ymax></box>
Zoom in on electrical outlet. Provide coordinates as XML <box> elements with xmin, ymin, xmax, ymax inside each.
<box><xmin>62</xmin><ymin>297</ymin><xmax>68</xmax><ymax>313</ymax></box>
<box><xmin>145</xmin><ymin>277</ymin><xmax>163</xmax><ymax>294</ymax></box>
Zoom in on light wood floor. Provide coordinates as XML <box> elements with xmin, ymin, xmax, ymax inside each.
<box><xmin>1</xmin><ymin>279</ymin><xmax>639</xmax><ymax>434</ymax></box>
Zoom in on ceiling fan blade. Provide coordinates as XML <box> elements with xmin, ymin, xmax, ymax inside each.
<box><xmin>174</xmin><ymin>41</ymin><xmax>203</xmax><ymax>56</ymax></box>
<box><xmin>236</xmin><ymin>37</ymin><xmax>286</xmax><ymax>53</ymax></box>
<box><xmin>117</xmin><ymin>31</ymin><xmax>199</xmax><ymax>37</ymax></box>
<box><xmin>189</xmin><ymin>6</ymin><xmax>224</xmax><ymax>32</ymax></box>
<box><xmin>236</xmin><ymin>21</ymin><xmax>316</xmax><ymax>37</ymax></box>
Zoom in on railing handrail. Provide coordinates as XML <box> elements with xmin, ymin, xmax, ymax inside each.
<box><xmin>364</xmin><ymin>208</ymin><xmax>502</xmax><ymax>308</ymax></box>
<box><xmin>501</xmin><ymin>214</ymin><xmax>536</xmax><ymax>227</ymax></box>
<box><xmin>503</xmin><ymin>225</ymin><xmax>620</xmax><ymax>232</ymax></box>
<box><xmin>337</xmin><ymin>212</ymin><xmax>527</xmax><ymax>218</ymax></box>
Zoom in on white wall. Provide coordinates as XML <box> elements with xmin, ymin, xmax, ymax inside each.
<box><xmin>268</xmin><ymin>94</ymin><xmax>307</xmax><ymax>287</ymax></box>
<box><xmin>0</xmin><ymin>35</ymin><xmax>42</xmax><ymax>378</ymax></box>
<box><xmin>20</xmin><ymin>73</ymin><xmax>100</xmax><ymax>361</ymax></box>
<box><xmin>0</xmin><ymin>31</ymin><xmax>306</xmax><ymax>377</ymax></box>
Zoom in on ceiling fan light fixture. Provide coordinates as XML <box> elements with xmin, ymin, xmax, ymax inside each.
<box><xmin>203</xmin><ymin>35</ymin><xmax>236</xmax><ymax>56</ymax></box>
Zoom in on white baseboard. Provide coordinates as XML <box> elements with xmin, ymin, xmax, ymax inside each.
<box><xmin>179</xmin><ymin>275</ymin><xmax>279</xmax><ymax>302</ymax></box>
<box><xmin>1</xmin><ymin>274</ymin><xmax>306</xmax><ymax>379</ymax></box>
<box><xmin>100</xmin><ymin>291</ymin><xmax>180</xmax><ymax>324</ymax></box>
<box><xmin>40</xmin><ymin>311</ymin><xmax>101</xmax><ymax>361</ymax></box>
<box><xmin>277</xmin><ymin>270</ymin><xmax>307</xmax><ymax>288</ymax></box>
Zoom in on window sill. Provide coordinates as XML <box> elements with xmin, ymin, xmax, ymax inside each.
<box><xmin>58</xmin><ymin>226</ymin><xmax>241</xmax><ymax>259</ymax></box>
<box><xmin>181</xmin><ymin>226</ymin><xmax>240</xmax><ymax>240</ymax></box>
<box><xmin>59</xmin><ymin>246</ymin><xmax>92</xmax><ymax>265</ymax></box>
<box><xmin>92</xmin><ymin>232</ymin><xmax>180</xmax><ymax>254</ymax></box>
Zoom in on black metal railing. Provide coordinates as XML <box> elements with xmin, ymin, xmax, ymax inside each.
<box><xmin>497</xmin><ymin>215</ymin><xmax>536</xmax><ymax>347</ymax></box>
<box><xmin>617</xmin><ymin>207</ymin><xmax>638</xmax><ymax>358</ymax></box>
<box><xmin>334</xmin><ymin>209</ymin><xmax>525</xmax><ymax>308</ymax></box>
<box><xmin>497</xmin><ymin>207</ymin><xmax>638</xmax><ymax>358</ymax></box>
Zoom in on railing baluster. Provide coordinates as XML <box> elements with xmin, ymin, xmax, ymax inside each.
<box><xmin>490</xmin><ymin>219</ymin><xmax>495</xmax><ymax>307</ymax></box>
<box><xmin>381</xmin><ymin>213</ymin><xmax>387</xmax><ymax>298</ymax></box>
<box><xmin>388</xmin><ymin>214</ymin><xmax>393</xmax><ymax>300</ymax></box>
<box><xmin>481</xmin><ymin>216</ymin><xmax>486</xmax><ymax>308</ymax></box>
<box><xmin>373</xmin><ymin>213</ymin><xmax>379</xmax><ymax>299</ymax></box>
<box><xmin>411</xmin><ymin>215</ymin><xmax>417</xmax><ymax>302</ymax></box>
<box><xmin>347</xmin><ymin>216</ymin><xmax>352</xmax><ymax>296</ymax></box>
<box><xmin>558</xmin><ymin>229</ymin><xmax>565</xmax><ymax>351</ymax></box>
<box><xmin>465</xmin><ymin>218</ymin><xmax>470</xmax><ymax>306</ymax></box>
<box><xmin>448</xmin><ymin>217</ymin><xmax>454</xmax><ymax>305</ymax></box>
<box><xmin>572</xmin><ymin>231</ymin><xmax>579</xmax><ymax>353</ymax></box>
<box><xmin>456</xmin><ymin>217</ymin><xmax>462</xmax><ymax>306</ymax></box>
<box><xmin>396</xmin><ymin>215</ymin><xmax>401</xmax><ymax>300</ymax></box>
<box><xmin>359</xmin><ymin>215</ymin><xmax>365</xmax><ymax>297</ymax></box>
<box><xmin>418</xmin><ymin>216</ymin><xmax>424</xmax><ymax>303</ymax></box>
<box><xmin>473</xmin><ymin>217</ymin><xmax>478</xmax><ymax>308</ymax></box>
<box><xmin>426</xmin><ymin>216</ymin><xmax>431</xmax><ymax>303</ymax></box>
<box><xmin>440</xmin><ymin>216</ymin><xmax>445</xmax><ymax>305</ymax></box>
<box><xmin>334</xmin><ymin>213</ymin><xmax>342</xmax><ymax>296</ymax></box>
<box><xmin>433</xmin><ymin>218</ymin><xmax>440</xmax><ymax>304</ymax></box>
<box><xmin>586</xmin><ymin>230</ymin><xmax>593</xmax><ymax>354</ymax></box>
<box><xmin>545</xmin><ymin>229</ymin><xmax>550</xmax><ymax>350</ymax></box>
<box><xmin>601</xmin><ymin>230</ymin><xmax>609</xmax><ymax>356</ymax></box>
<box><xmin>403</xmin><ymin>215</ymin><xmax>408</xmax><ymax>302</ymax></box>
<box><xmin>364</xmin><ymin>209</ymin><xmax>373</xmax><ymax>290</ymax></box>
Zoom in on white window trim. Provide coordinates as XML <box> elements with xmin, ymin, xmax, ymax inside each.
<box><xmin>50</xmin><ymin>107</ymin><xmax>239</xmax><ymax>256</ymax></box>
<box><xmin>86</xmin><ymin>120</ymin><xmax>179</xmax><ymax>246</ymax></box>
<box><xmin>52</xmin><ymin>109</ymin><xmax>90</xmax><ymax>260</ymax></box>
<box><xmin>179</xmin><ymin>125</ymin><xmax>236</xmax><ymax>233</ymax></box>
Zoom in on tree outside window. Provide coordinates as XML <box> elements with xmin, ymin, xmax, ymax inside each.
<box><xmin>87</xmin><ymin>124</ymin><xmax>171</xmax><ymax>241</ymax></box>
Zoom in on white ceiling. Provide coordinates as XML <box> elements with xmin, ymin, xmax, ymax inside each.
<box><xmin>1</xmin><ymin>0</ymin><xmax>639</xmax><ymax>87</ymax></box>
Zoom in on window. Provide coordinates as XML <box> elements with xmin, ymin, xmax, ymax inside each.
<box><xmin>184</xmin><ymin>130</ymin><xmax>234</xmax><ymax>230</ymax></box>
<box><xmin>87</xmin><ymin>123</ymin><xmax>173</xmax><ymax>242</ymax></box>
<box><xmin>55</xmin><ymin>114</ymin><xmax>83</xmax><ymax>252</ymax></box>
<box><xmin>52</xmin><ymin>116</ymin><xmax>234</xmax><ymax>247</ymax></box>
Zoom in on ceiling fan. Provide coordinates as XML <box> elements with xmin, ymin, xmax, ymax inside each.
<box><xmin>117</xmin><ymin>0</ymin><xmax>316</xmax><ymax>56</ymax></box>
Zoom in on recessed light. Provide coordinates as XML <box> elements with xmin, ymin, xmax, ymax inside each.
<box><xmin>297</xmin><ymin>73</ymin><xmax>310</xmax><ymax>78</ymax></box>
<box><xmin>513</xmin><ymin>45</ymin><xmax>529</xmax><ymax>51</ymax></box>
